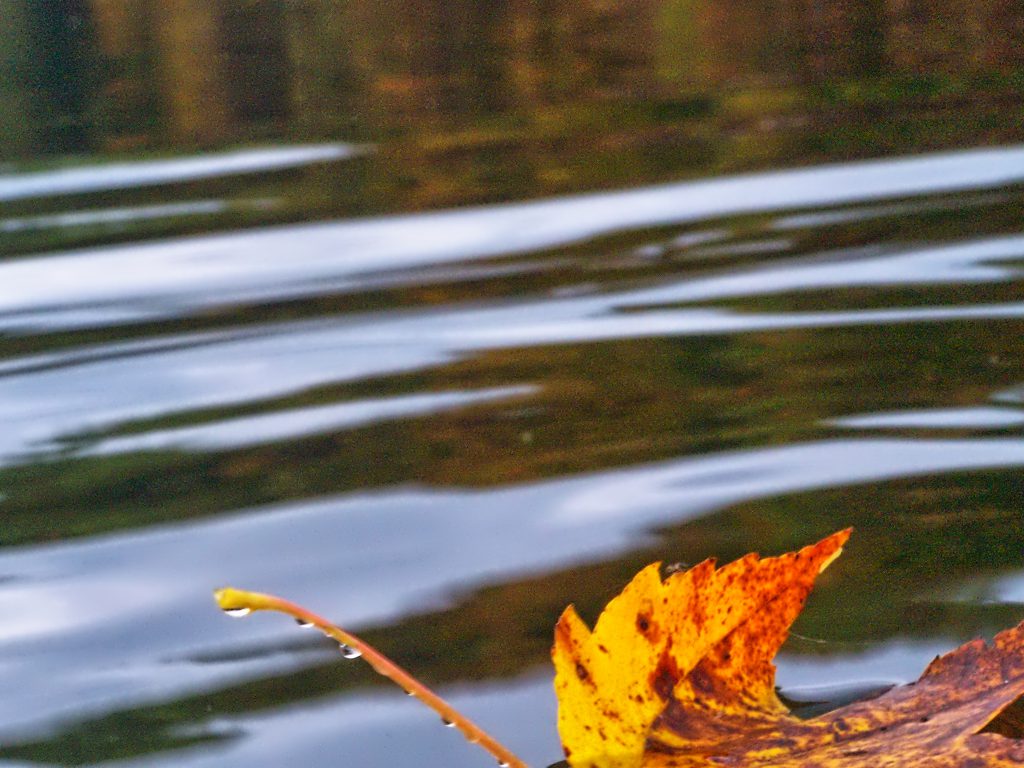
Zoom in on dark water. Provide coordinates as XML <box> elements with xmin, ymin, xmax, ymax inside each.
<box><xmin>3</xmin><ymin>3</ymin><xmax>1024</xmax><ymax>766</ymax></box>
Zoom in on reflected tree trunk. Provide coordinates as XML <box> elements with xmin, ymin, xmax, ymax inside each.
<box><xmin>0</xmin><ymin>0</ymin><xmax>36</xmax><ymax>159</ymax></box>
<box><xmin>1</xmin><ymin>0</ymin><xmax>97</xmax><ymax>157</ymax></box>
<box><xmin>150</xmin><ymin>0</ymin><xmax>230</xmax><ymax>145</ymax></box>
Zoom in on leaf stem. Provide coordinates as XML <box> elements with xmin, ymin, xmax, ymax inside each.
<box><xmin>214</xmin><ymin>586</ymin><xmax>529</xmax><ymax>768</ymax></box>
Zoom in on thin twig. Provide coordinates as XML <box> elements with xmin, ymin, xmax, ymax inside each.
<box><xmin>214</xmin><ymin>586</ymin><xmax>529</xmax><ymax>768</ymax></box>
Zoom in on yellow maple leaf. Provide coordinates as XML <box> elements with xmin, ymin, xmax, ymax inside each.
<box><xmin>551</xmin><ymin>529</ymin><xmax>1024</xmax><ymax>767</ymax></box>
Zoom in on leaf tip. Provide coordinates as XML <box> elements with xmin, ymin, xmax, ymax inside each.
<box><xmin>554</xmin><ymin>604</ymin><xmax>590</xmax><ymax>647</ymax></box>
<box><xmin>816</xmin><ymin>528</ymin><xmax>853</xmax><ymax>574</ymax></box>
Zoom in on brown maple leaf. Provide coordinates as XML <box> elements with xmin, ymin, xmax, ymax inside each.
<box><xmin>552</xmin><ymin>529</ymin><xmax>1024</xmax><ymax>767</ymax></box>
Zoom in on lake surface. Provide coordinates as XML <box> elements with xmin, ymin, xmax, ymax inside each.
<box><xmin>3</xmin><ymin>3</ymin><xmax>1024</xmax><ymax>766</ymax></box>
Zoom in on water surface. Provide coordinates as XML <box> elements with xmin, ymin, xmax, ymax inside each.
<box><xmin>3</xmin><ymin>3</ymin><xmax>1024</xmax><ymax>766</ymax></box>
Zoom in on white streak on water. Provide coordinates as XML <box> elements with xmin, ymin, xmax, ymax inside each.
<box><xmin>79</xmin><ymin>386</ymin><xmax>535</xmax><ymax>456</ymax></box>
<box><xmin>0</xmin><ymin>143</ymin><xmax>365</xmax><ymax>202</ymax></box>
<box><xmin>0</xmin><ymin>199</ymin><xmax>280</xmax><ymax>233</ymax></box>
<box><xmin>614</xmin><ymin>234</ymin><xmax>1024</xmax><ymax>309</ymax></box>
<box><xmin>3</xmin><ymin>296</ymin><xmax>1024</xmax><ymax>464</ymax></box>
<box><xmin>978</xmin><ymin>572</ymin><xmax>1024</xmax><ymax>604</ymax></box>
<box><xmin>827</xmin><ymin>406</ymin><xmax>1024</xmax><ymax>430</ymax></box>
<box><xmin>3</xmin><ymin>144</ymin><xmax>1024</xmax><ymax>331</ymax></box>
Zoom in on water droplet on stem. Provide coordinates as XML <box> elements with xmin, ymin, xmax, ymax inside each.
<box><xmin>223</xmin><ymin>607</ymin><xmax>251</xmax><ymax>618</ymax></box>
<box><xmin>339</xmin><ymin>644</ymin><xmax>362</xmax><ymax>659</ymax></box>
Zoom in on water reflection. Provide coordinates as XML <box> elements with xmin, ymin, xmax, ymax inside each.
<box><xmin>126</xmin><ymin>673</ymin><xmax>560</xmax><ymax>768</ymax></box>
<box><xmin>1</xmin><ymin>200</ymin><xmax>235</xmax><ymax>233</ymax></box>
<box><xmin>0</xmin><ymin>327</ymin><xmax>453</xmax><ymax>463</ymax></box>
<box><xmin>6</xmin><ymin>0</ymin><xmax>1024</xmax><ymax>163</ymax></box>
<box><xmin>81</xmin><ymin>386</ymin><xmax>535</xmax><ymax>455</ymax></box>
<box><xmin>2</xmin><ymin>434</ymin><xmax>1024</xmax><ymax>744</ymax></box>
<box><xmin>4</xmin><ymin>3</ymin><xmax>1024</xmax><ymax>767</ymax></box>
<box><xmin>4</xmin><ymin>144</ymin><xmax>1024</xmax><ymax>333</ymax></box>
<box><xmin>981</xmin><ymin>573</ymin><xmax>1024</xmax><ymax>604</ymax></box>
<box><xmin>3</xmin><ymin>182</ymin><xmax>1024</xmax><ymax>469</ymax></box>
<box><xmin>0</xmin><ymin>144</ymin><xmax>362</xmax><ymax>201</ymax></box>
<box><xmin>830</xmin><ymin>406</ymin><xmax>1024</xmax><ymax>430</ymax></box>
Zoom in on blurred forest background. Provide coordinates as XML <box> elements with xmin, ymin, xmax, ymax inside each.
<box><xmin>5</xmin><ymin>1</ymin><xmax>1024</xmax><ymax>195</ymax></box>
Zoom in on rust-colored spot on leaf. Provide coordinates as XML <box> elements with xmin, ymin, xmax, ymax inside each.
<box><xmin>651</xmin><ymin>661</ymin><xmax>676</xmax><ymax>702</ymax></box>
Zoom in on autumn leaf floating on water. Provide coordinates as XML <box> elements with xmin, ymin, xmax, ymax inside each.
<box><xmin>553</xmin><ymin>528</ymin><xmax>1024</xmax><ymax>767</ymax></box>
<box><xmin>216</xmin><ymin>528</ymin><xmax>1024</xmax><ymax>768</ymax></box>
